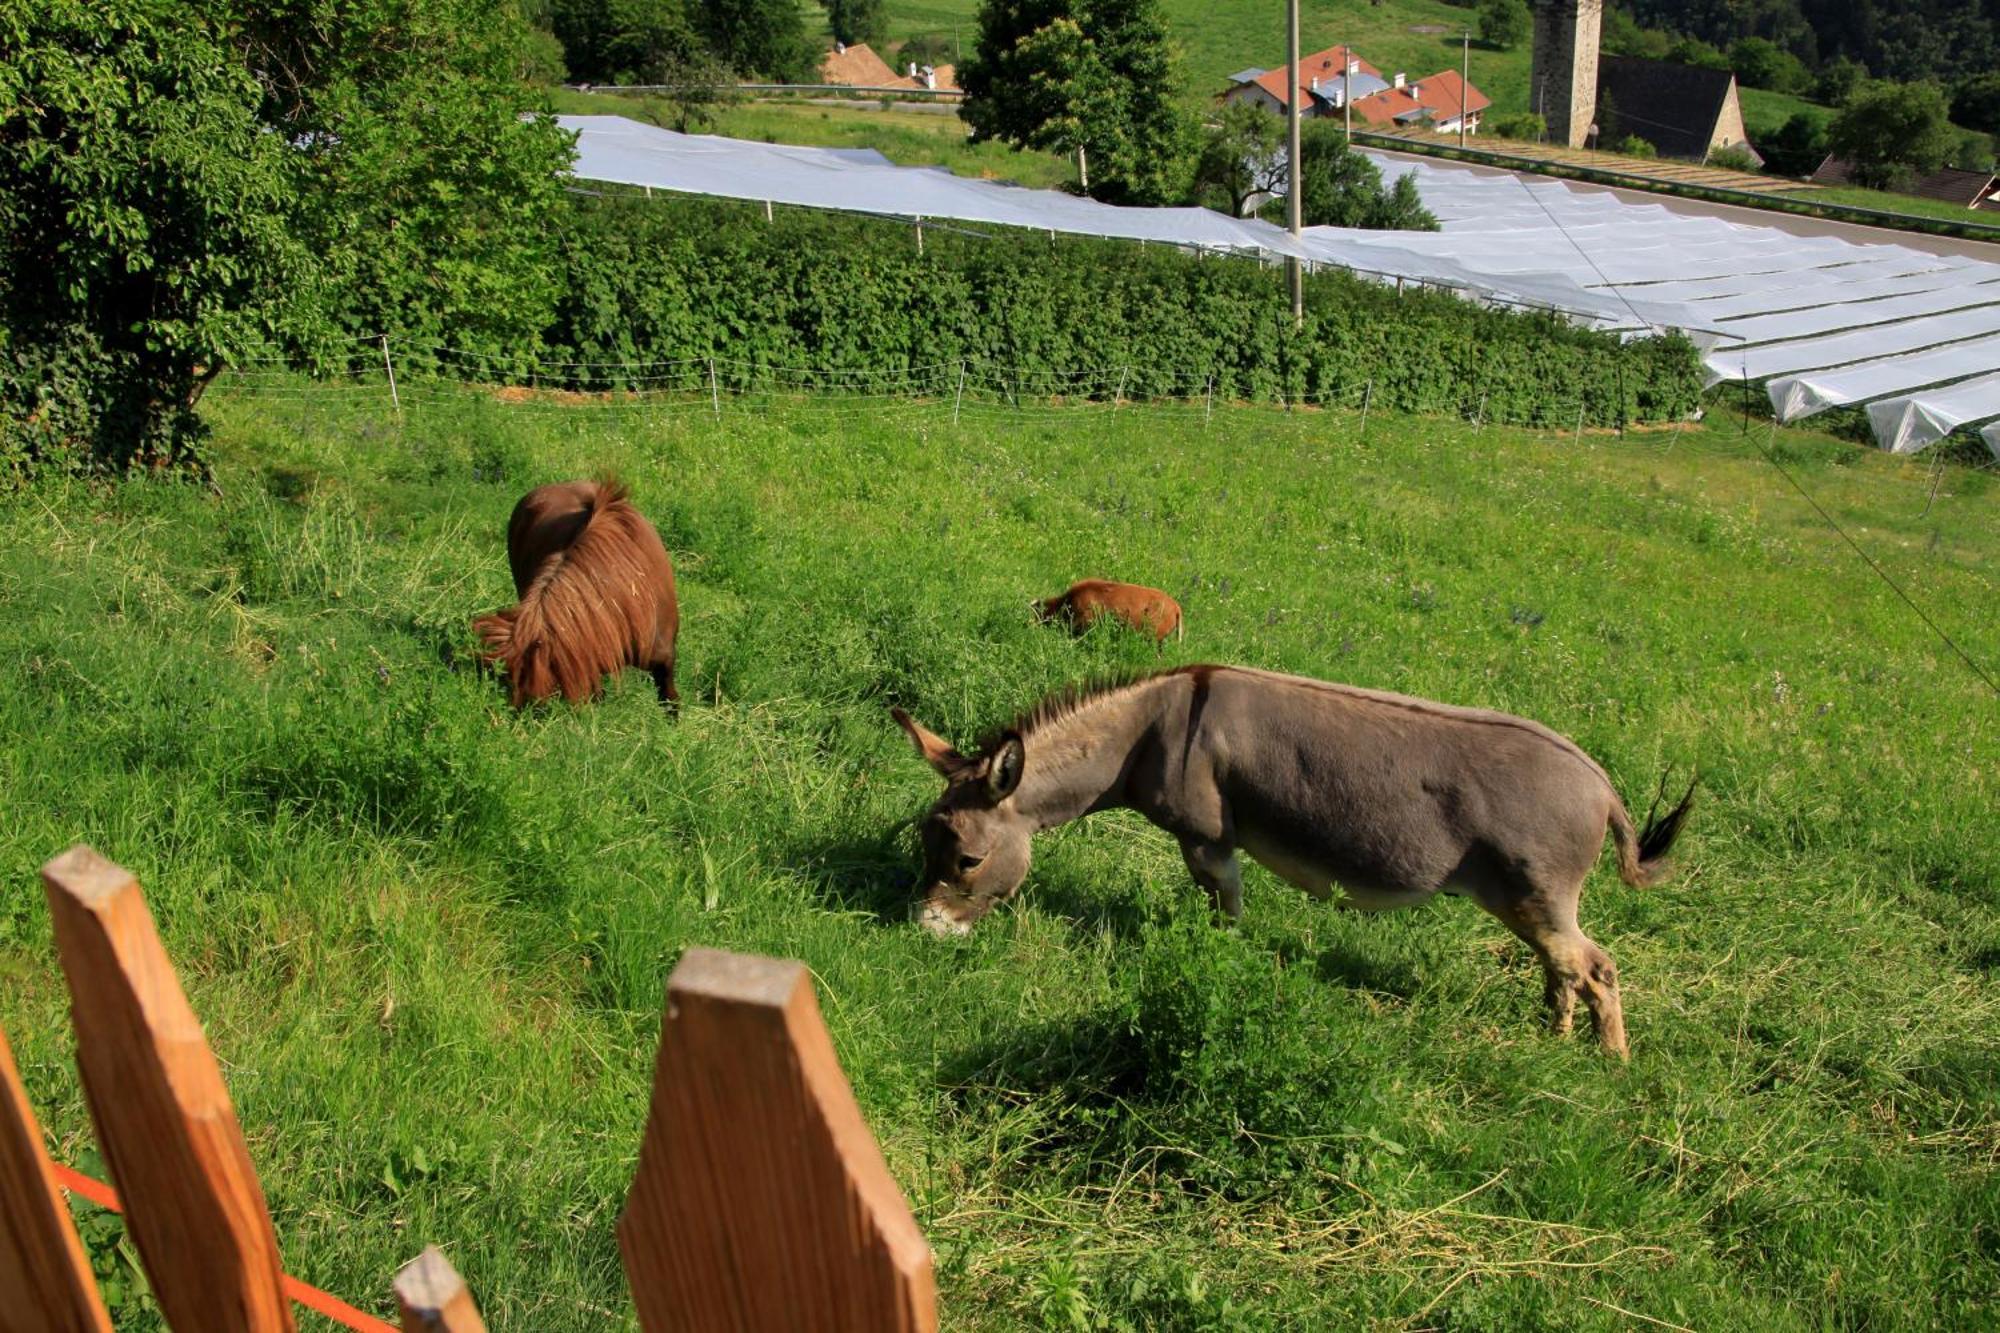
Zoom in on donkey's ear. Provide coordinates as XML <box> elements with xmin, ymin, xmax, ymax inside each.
<box><xmin>985</xmin><ymin>732</ymin><xmax>1026</xmax><ymax>802</ymax></box>
<box><xmin>891</xmin><ymin>706</ymin><xmax>969</xmax><ymax>777</ymax></box>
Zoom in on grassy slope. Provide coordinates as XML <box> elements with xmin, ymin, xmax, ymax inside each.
<box><xmin>2</xmin><ymin>380</ymin><xmax>1995</xmax><ymax>1329</ymax></box>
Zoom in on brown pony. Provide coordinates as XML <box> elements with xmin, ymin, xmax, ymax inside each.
<box><xmin>472</xmin><ymin>479</ymin><xmax>680</xmax><ymax>710</ymax></box>
<box><xmin>1034</xmin><ymin>580</ymin><xmax>1183</xmax><ymax>644</ymax></box>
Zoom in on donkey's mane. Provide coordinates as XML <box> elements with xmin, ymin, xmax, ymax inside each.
<box><xmin>979</xmin><ymin>669</ymin><xmax>1179</xmax><ymax>751</ymax></box>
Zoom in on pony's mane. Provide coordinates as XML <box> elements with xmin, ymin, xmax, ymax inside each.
<box><xmin>474</xmin><ymin>480</ymin><xmax>663</xmax><ymax>706</ymax></box>
<box><xmin>978</xmin><ymin>668</ymin><xmax>1180</xmax><ymax>752</ymax></box>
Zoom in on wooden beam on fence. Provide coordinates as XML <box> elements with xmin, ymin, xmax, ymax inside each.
<box><xmin>41</xmin><ymin>846</ymin><xmax>295</xmax><ymax>1333</ymax></box>
<box><xmin>0</xmin><ymin>1023</ymin><xmax>114</xmax><ymax>1333</ymax></box>
<box><xmin>394</xmin><ymin>1247</ymin><xmax>486</xmax><ymax>1333</ymax></box>
<box><xmin>617</xmin><ymin>948</ymin><xmax>936</xmax><ymax>1333</ymax></box>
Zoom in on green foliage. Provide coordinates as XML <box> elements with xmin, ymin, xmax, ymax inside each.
<box><xmin>1485</xmin><ymin>109</ymin><xmax>1546</xmax><ymax>140</ymax></box>
<box><xmin>1829</xmin><ymin>79</ymin><xmax>1957</xmax><ymax>189</ymax></box>
<box><xmin>1476</xmin><ymin>0</ymin><xmax>1529</xmax><ymax>51</ymax></box>
<box><xmin>1611</xmin><ymin>134</ymin><xmax>1658</xmax><ymax>158</ymax></box>
<box><xmin>1953</xmin><ymin>129</ymin><xmax>1996</xmax><ymax>172</ymax></box>
<box><xmin>1708</xmin><ymin>144</ymin><xmax>1762</xmax><ymax>172</ymax></box>
<box><xmin>961</xmin><ymin>0</ymin><xmax>1197</xmax><ymax>204</ymax></box>
<box><xmin>259</xmin><ymin>0</ymin><xmax>574</xmax><ymax>361</ymax></box>
<box><xmin>1664</xmin><ymin>36</ymin><xmax>1731</xmax><ymax>72</ymax></box>
<box><xmin>1265</xmin><ymin>123</ymin><xmax>1440</xmax><ymax>231</ymax></box>
<box><xmin>695</xmin><ymin>0</ymin><xmax>818</xmax><ymax>81</ymax></box>
<box><xmin>1192</xmin><ymin>101</ymin><xmax>1285</xmax><ymax>215</ymax></box>
<box><xmin>1813</xmin><ymin>55</ymin><xmax>1867</xmax><ymax>107</ymax></box>
<box><xmin>1953</xmin><ymin>72</ymin><xmax>2000</xmax><ymax>137</ymax></box>
<box><xmin>0</xmin><ymin>0</ymin><xmax>323</xmax><ymax>475</ymax></box>
<box><xmin>541</xmin><ymin>195</ymin><xmax>1694</xmax><ymax>425</ymax></box>
<box><xmin>1761</xmin><ymin>110</ymin><xmax>1830</xmax><ymax>176</ymax></box>
<box><xmin>1729</xmin><ymin>36</ymin><xmax>1809</xmax><ymax>94</ymax></box>
<box><xmin>550</xmin><ymin>0</ymin><xmax>708</xmax><ymax>83</ymax></box>
<box><xmin>1601</xmin><ymin>5</ymin><xmax>1671</xmax><ymax>59</ymax></box>
<box><xmin>826</xmin><ymin>0</ymin><xmax>889</xmax><ymax>48</ymax></box>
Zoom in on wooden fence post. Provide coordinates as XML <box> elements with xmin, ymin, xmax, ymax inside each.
<box><xmin>394</xmin><ymin>1247</ymin><xmax>486</xmax><ymax>1333</ymax></box>
<box><xmin>41</xmin><ymin>846</ymin><xmax>295</xmax><ymax>1333</ymax></box>
<box><xmin>0</xmin><ymin>1023</ymin><xmax>114</xmax><ymax>1333</ymax></box>
<box><xmin>617</xmin><ymin>948</ymin><xmax>936</xmax><ymax>1333</ymax></box>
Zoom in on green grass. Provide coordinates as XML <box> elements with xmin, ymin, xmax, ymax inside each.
<box><xmin>3</xmin><ymin>379</ymin><xmax>1997</xmax><ymax>1329</ymax></box>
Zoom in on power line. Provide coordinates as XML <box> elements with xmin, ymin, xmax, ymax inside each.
<box><xmin>1748</xmin><ymin>418</ymin><xmax>2000</xmax><ymax>698</ymax></box>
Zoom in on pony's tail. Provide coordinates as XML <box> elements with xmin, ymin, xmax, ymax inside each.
<box><xmin>1610</xmin><ymin>771</ymin><xmax>1697</xmax><ymax>888</ymax></box>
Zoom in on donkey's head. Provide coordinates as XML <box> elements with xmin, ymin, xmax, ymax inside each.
<box><xmin>891</xmin><ymin>707</ymin><xmax>1034</xmax><ymax>935</ymax></box>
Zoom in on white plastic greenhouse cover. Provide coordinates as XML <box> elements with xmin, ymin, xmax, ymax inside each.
<box><xmin>1866</xmin><ymin>370</ymin><xmax>2000</xmax><ymax>454</ymax></box>
<box><xmin>561</xmin><ymin>116</ymin><xmax>2000</xmax><ymax>451</ymax></box>
<box><xmin>1767</xmin><ymin>335</ymin><xmax>2000</xmax><ymax>421</ymax></box>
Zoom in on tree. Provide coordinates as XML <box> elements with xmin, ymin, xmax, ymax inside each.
<box><xmin>1728</xmin><ymin>37</ymin><xmax>1808</xmax><ymax>93</ymax></box>
<box><xmin>1478</xmin><ymin>0</ymin><xmax>1531</xmax><ymax>51</ymax></box>
<box><xmin>696</xmin><ymin>0</ymin><xmax>818</xmax><ymax>82</ymax></box>
<box><xmin>1261</xmin><ymin>121</ymin><xmax>1438</xmax><ymax>230</ymax></box>
<box><xmin>1193</xmin><ymin>101</ymin><xmax>1286</xmax><ymax>216</ymax></box>
<box><xmin>1</xmin><ymin>0</ymin><xmax>324</xmax><ymax>472</ymax></box>
<box><xmin>1602</xmin><ymin>6</ymin><xmax>1671</xmax><ymax>59</ymax></box>
<box><xmin>230</xmin><ymin>0</ymin><xmax>575</xmax><ymax>356</ymax></box>
<box><xmin>1664</xmin><ymin>36</ymin><xmax>1730</xmax><ymax>71</ymax></box>
<box><xmin>1812</xmin><ymin>55</ymin><xmax>1866</xmax><ymax>108</ymax></box>
<box><xmin>1827</xmin><ymin>79</ymin><xmax>1956</xmax><ymax>188</ymax></box>
<box><xmin>1760</xmin><ymin>110</ymin><xmax>1830</xmax><ymax>176</ymax></box>
<box><xmin>825</xmin><ymin>0</ymin><xmax>887</xmax><ymax>49</ymax></box>
<box><xmin>552</xmin><ymin>0</ymin><xmax>709</xmax><ymax>84</ymax></box>
<box><xmin>1952</xmin><ymin>129</ymin><xmax>1995</xmax><ymax>171</ymax></box>
<box><xmin>1953</xmin><ymin>72</ymin><xmax>2000</xmax><ymax>136</ymax></box>
<box><xmin>961</xmin><ymin>0</ymin><xmax>1197</xmax><ymax>204</ymax></box>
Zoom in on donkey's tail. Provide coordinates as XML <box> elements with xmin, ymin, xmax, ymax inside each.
<box><xmin>1609</xmin><ymin>771</ymin><xmax>1697</xmax><ymax>888</ymax></box>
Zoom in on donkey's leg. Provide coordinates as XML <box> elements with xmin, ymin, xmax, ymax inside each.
<box><xmin>1471</xmin><ymin>877</ymin><xmax>1629</xmax><ymax>1060</ymax></box>
<box><xmin>1180</xmin><ymin>838</ymin><xmax>1244</xmax><ymax>921</ymax></box>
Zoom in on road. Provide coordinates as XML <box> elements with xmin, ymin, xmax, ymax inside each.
<box><xmin>1366</xmin><ymin>145</ymin><xmax>2000</xmax><ymax>262</ymax></box>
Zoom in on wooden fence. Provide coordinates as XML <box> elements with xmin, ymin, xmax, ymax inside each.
<box><xmin>2</xmin><ymin>845</ymin><xmax>937</xmax><ymax>1331</ymax></box>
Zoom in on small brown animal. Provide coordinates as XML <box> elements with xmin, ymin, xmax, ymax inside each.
<box><xmin>472</xmin><ymin>478</ymin><xmax>680</xmax><ymax>710</ymax></box>
<box><xmin>893</xmin><ymin>666</ymin><xmax>1694</xmax><ymax>1059</ymax></box>
<box><xmin>1033</xmin><ymin>580</ymin><xmax>1183</xmax><ymax>643</ymax></box>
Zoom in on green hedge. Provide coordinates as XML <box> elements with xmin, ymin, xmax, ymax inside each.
<box><xmin>394</xmin><ymin>196</ymin><xmax>1701</xmax><ymax>428</ymax></box>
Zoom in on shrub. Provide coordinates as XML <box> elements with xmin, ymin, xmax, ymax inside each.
<box><xmin>1708</xmin><ymin>145</ymin><xmax>1763</xmax><ymax>172</ymax></box>
<box><xmin>1610</xmin><ymin>134</ymin><xmax>1658</xmax><ymax>158</ymax></box>
<box><xmin>1486</xmin><ymin>111</ymin><xmax>1547</xmax><ymax>141</ymax></box>
<box><xmin>527</xmin><ymin>195</ymin><xmax>1702</xmax><ymax>427</ymax></box>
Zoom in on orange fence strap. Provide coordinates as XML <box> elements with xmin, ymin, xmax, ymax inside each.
<box><xmin>52</xmin><ymin>1163</ymin><xmax>398</xmax><ymax>1333</ymax></box>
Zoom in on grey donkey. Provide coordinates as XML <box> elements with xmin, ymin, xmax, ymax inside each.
<box><xmin>893</xmin><ymin>665</ymin><xmax>1693</xmax><ymax>1058</ymax></box>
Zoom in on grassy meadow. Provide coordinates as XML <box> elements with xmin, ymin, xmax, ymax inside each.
<box><xmin>2</xmin><ymin>376</ymin><xmax>1996</xmax><ymax>1329</ymax></box>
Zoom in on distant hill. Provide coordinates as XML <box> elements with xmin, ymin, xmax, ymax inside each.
<box><xmin>878</xmin><ymin>0</ymin><xmax>1538</xmax><ymax>115</ymax></box>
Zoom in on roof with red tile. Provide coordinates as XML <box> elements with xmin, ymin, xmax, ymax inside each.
<box><xmin>1245</xmin><ymin>45</ymin><xmax>1381</xmax><ymax>111</ymax></box>
<box><xmin>1350</xmin><ymin>68</ymin><xmax>1489</xmax><ymax>127</ymax></box>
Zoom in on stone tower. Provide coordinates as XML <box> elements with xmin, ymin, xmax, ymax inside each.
<box><xmin>1532</xmin><ymin>0</ymin><xmax>1603</xmax><ymax>149</ymax></box>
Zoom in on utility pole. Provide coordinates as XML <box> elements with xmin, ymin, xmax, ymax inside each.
<box><xmin>1460</xmin><ymin>30</ymin><xmax>1470</xmax><ymax>147</ymax></box>
<box><xmin>1343</xmin><ymin>51</ymin><xmax>1352</xmax><ymax>144</ymax></box>
<box><xmin>1287</xmin><ymin>0</ymin><xmax>1303</xmax><ymax>330</ymax></box>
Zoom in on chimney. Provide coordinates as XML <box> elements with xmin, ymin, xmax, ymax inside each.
<box><xmin>1311</xmin><ymin>76</ymin><xmax>1320</xmax><ymax>92</ymax></box>
<box><xmin>1393</xmin><ymin>72</ymin><xmax>1405</xmax><ymax>88</ymax></box>
<box><xmin>1408</xmin><ymin>81</ymin><xmax>1420</xmax><ymax>98</ymax></box>
<box><xmin>908</xmin><ymin>61</ymin><xmax>917</xmax><ymax>77</ymax></box>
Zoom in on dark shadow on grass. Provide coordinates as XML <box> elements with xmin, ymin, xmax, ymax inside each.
<box><xmin>1313</xmin><ymin>941</ymin><xmax>1422</xmax><ymax>1000</ymax></box>
<box><xmin>789</xmin><ymin>826</ymin><xmax>922</xmax><ymax>924</ymax></box>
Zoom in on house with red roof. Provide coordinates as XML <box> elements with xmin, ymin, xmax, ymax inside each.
<box><xmin>1222</xmin><ymin>46</ymin><xmax>1489</xmax><ymax>136</ymax></box>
